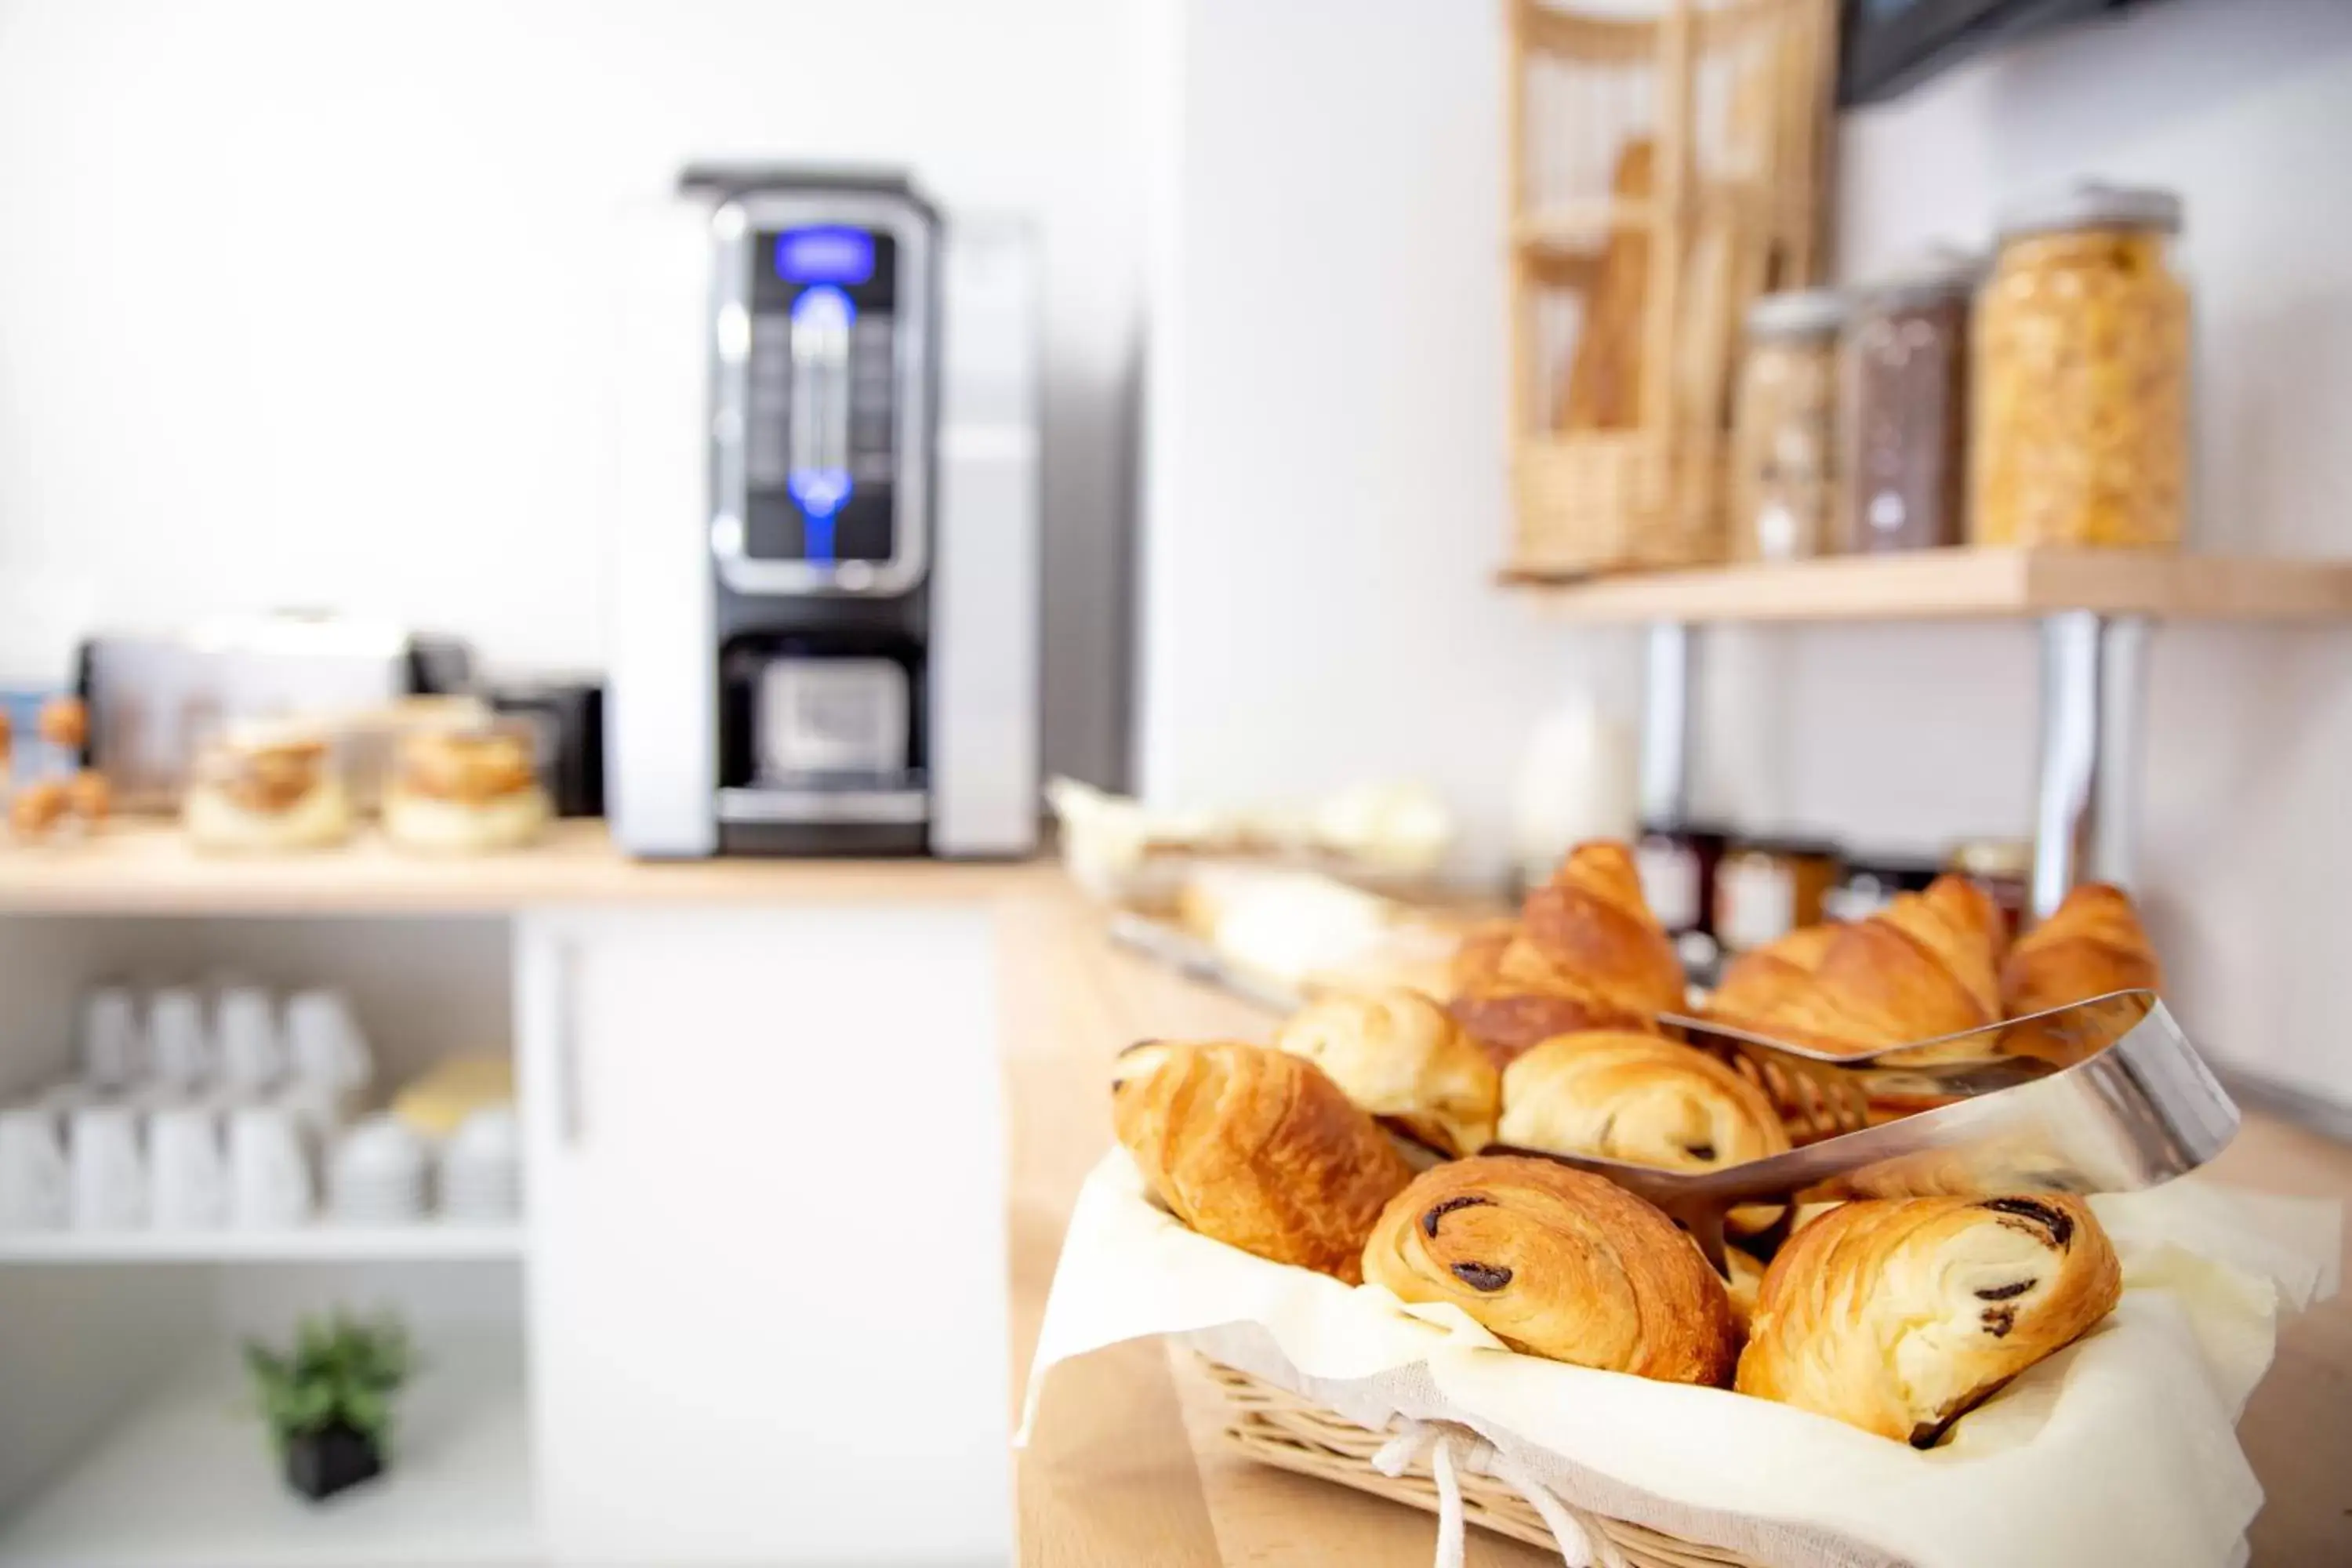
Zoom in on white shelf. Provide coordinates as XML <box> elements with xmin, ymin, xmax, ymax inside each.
<box><xmin>0</xmin><ymin>1333</ymin><xmax>537</xmax><ymax>1568</ymax></box>
<box><xmin>0</xmin><ymin>1223</ymin><xmax>525</xmax><ymax>1265</ymax></box>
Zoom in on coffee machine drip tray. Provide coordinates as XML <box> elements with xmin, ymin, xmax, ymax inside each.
<box><xmin>716</xmin><ymin>779</ymin><xmax>929</xmax><ymax>826</ymax></box>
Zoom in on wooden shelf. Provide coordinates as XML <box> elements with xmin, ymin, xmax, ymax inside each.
<box><xmin>1504</xmin><ymin>547</ymin><xmax>2352</xmax><ymax>625</ymax></box>
<box><xmin>0</xmin><ymin>818</ymin><xmax>1054</xmax><ymax>916</ymax></box>
<box><xmin>0</xmin><ymin>1222</ymin><xmax>524</xmax><ymax>1265</ymax></box>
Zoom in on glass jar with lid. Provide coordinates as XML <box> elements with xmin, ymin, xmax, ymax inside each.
<box><xmin>1947</xmin><ymin>837</ymin><xmax>2031</xmax><ymax>942</ymax></box>
<box><xmin>1715</xmin><ymin>835</ymin><xmax>1842</xmax><ymax>956</ymax></box>
<box><xmin>1842</xmin><ymin>252</ymin><xmax>1978</xmax><ymax>553</ymax></box>
<box><xmin>183</xmin><ymin>720</ymin><xmax>355</xmax><ymax>852</ymax></box>
<box><xmin>383</xmin><ymin>717</ymin><xmax>554</xmax><ymax>854</ymax></box>
<box><xmin>1729</xmin><ymin>289</ymin><xmax>1847</xmax><ymax>562</ymax></box>
<box><xmin>1970</xmin><ymin>183</ymin><xmax>2189</xmax><ymax>550</ymax></box>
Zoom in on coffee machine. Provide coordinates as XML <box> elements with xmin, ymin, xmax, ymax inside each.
<box><xmin>607</xmin><ymin>167</ymin><xmax>1040</xmax><ymax>857</ymax></box>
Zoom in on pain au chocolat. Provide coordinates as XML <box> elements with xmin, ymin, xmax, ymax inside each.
<box><xmin>1497</xmin><ymin>1029</ymin><xmax>1790</xmax><ymax>1176</ymax></box>
<box><xmin>1497</xmin><ymin>1028</ymin><xmax>1792</xmax><ymax>1235</ymax></box>
<box><xmin>1362</xmin><ymin>1155</ymin><xmax>1737</xmax><ymax>1385</ymax></box>
<box><xmin>1735</xmin><ymin>1193</ymin><xmax>2122</xmax><ymax>1446</ymax></box>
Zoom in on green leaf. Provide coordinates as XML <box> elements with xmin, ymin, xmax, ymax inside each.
<box><xmin>341</xmin><ymin>1388</ymin><xmax>390</xmax><ymax>1440</ymax></box>
<box><xmin>241</xmin><ymin>1308</ymin><xmax>411</xmax><ymax>1455</ymax></box>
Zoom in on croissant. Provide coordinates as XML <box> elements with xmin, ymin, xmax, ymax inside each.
<box><xmin>1273</xmin><ymin>988</ymin><xmax>1498</xmax><ymax>1158</ymax></box>
<box><xmin>1361</xmin><ymin>1155</ymin><xmax>1737</xmax><ymax>1385</ymax></box>
<box><xmin>1112</xmin><ymin>1040</ymin><xmax>1413</xmax><ymax>1283</ymax></box>
<box><xmin>1917</xmin><ymin>873</ymin><xmax>2010</xmax><ymax>981</ymax></box>
<box><xmin>1998</xmin><ymin>884</ymin><xmax>2162</xmax><ymax>1065</ymax></box>
<box><xmin>1449</xmin><ymin>918</ymin><xmax>1518</xmax><ymax>993</ymax></box>
<box><xmin>1735</xmin><ymin>1193</ymin><xmax>2122</xmax><ymax>1446</ymax></box>
<box><xmin>1450</xmin><ymin>842</ymin><xmax>1684</xmax><ymax>1064</ymax></box>
<box><xmin>1704</xmin><ymin>875</ymin><xmax>2001</xmax><ymax>1055</ymax></box>
<box><xmin>1707</xmin><ymin>922</ymin><xmax>1839</xmax><ymax>1023</ymax></box>
<box><xmin>1496</xmin><ymin>1030</ymin><xmax>1789</xmax><ymax>1175</ymax></box>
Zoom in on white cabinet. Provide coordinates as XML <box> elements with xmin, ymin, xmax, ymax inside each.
<box><xmin>517</xmin><ymin>906</ymin><xmax>1011</xmax><ymax>1567</ymax></box>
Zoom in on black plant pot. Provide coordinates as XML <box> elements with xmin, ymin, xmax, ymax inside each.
<box><xmin>284</xmin><ymin>1422</ymin><xmax>384</xmax><ymax>1502</ymax></box>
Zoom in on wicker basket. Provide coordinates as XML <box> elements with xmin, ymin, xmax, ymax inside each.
<box><xmin>1505</xmin><ymin>0</ymin><xmax>1836</xmax><ymax>579</ymax></box>
<box><xmin>1198</xmin><ymin>1355</ymin><xmax>1764</xmax><ymax>1567</ymax></box>
<box><xmin>1511</xmin><ymin>431</ymin><xmax>1727</xmax><ymax>578</ymax></box>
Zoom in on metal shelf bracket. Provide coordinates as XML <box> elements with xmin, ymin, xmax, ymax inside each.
<box><xmin>1628</xmin><ymin>612</ymin><xmax>2151</xmax><ymax>923</ymax></box>
<box><xmin>1638</xmin><ymin>620</ymin><xmax>1696</xmax><ymax>826</ymax></box>
<box><xmin>2031</xmin><ymin>612</ymin><xmax>2148</xmax><ymax>919</ymax></box>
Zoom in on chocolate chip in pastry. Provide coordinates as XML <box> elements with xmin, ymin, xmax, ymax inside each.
<box><xmin>1112</xmin><ymin>1040</ymin><xmax>1413</xmax><ymax>1284</ymax></box>
<box><xmin>1274</xmin><ymin>987</ymin><xmax>1498</xmax><ymax>1159</ymax></box>
<box><xmin>1361</xmin><ymin>1154</ymin><xmax>1737</xmax><ymax>1385</ymax></box>
<box><xmin>1734</xmin><ymin>1193</ymin><xmax>2122</xmax><ymax>1446</ymax></box>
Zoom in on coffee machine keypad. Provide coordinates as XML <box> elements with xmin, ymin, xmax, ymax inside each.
<box><xmin>746</xmin><ymin>312</ymin><xmax>794</xmax><ymax>489</ymax></box>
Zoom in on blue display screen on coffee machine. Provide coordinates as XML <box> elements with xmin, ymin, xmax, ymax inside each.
<box><xmin>745</xmin><ymin>224</ymin><xmax>900</xmax><ymax>568</ymax></box>
<box><xmin>775</xmin><ymin>226</ymin><xmax>875</xmax><ymax>285</ymax></box>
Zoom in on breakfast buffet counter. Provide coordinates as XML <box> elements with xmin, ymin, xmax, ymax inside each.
<box><xmin>0</xmin><ymin>828</ymin><xmax>2343</xmax><ymax>1561</ymax></box>
<box><xmin>1004</xmin><ymin>893</ymin><xmax>2352</xmax><ymax>1567</ymax></box>
<box><xmin>0</xmin><ymin>818</ymin><xmax>1054</xmax><ymax>914</ymax></box>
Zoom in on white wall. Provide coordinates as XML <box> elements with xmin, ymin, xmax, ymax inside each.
<box><xmin>1137</xmin><ymin>0</ymin><xmax>1637</xmax><ymax>878</ymax></box>
<box><xmin>1769</xmin><ymin>0</ymin><xmax>2352</xmax><ymax>1105</ymax></box>
<box><xmin>0</xmin><ymin>0</ymin><xmax>1146</xmax><ymax>786</ymax></box>
<box><xmin>1141</xmin><ymin>0</ymin><xmax>2352</xmax><ymax>1104</ymax></box>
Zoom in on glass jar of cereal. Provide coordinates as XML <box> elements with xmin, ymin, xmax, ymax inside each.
<box><xmin>1970</xmin><ymin>183</ymin><xmax>2188</xmax><ymax>549</ymax></box>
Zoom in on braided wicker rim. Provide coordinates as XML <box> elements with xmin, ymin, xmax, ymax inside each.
<box><xmin>1197</xmin><ymin>1355</ymin><xmax>1762</xmax><ymax>1568</ymax></box>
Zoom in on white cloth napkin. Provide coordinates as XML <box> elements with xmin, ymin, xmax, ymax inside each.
<box><xmin>1020</xmin><ymin>1152</ymin><xmax>2339</xmax><ymax>1568</ymax></box>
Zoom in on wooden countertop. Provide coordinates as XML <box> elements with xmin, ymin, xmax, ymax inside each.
<box><xmin>1003</xmin><ymin>898</ymin><xmax>2352</xmax><ymax>1567</ymax></box>
<box><xmin>0</xmin><ymin>818</ymin><xmax>1055</xmax><ymax>914</ymax></box>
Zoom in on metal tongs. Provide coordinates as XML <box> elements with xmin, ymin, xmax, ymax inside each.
<box><xmin>1508</xmin><ymin>992</ymin><xmax>2239</xmax><ymax>1272</ymax></box>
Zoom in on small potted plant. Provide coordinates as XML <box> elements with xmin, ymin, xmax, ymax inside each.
<box><xmin>244</xmin><ymin>1312</ymin><xmax>412</xmax><ymax>1502</ymax></box>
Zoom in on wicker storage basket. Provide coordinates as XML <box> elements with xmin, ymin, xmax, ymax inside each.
<box><xmin>1511</xmin><ymin>432</ymin><xmax>1728</xmax><ymax>578</ymax></box>
<box><xmin>1198</xmin><ymin>1355</ymin><xmax>1763</xmax><ymax>1567</ymax></box>
<box><xmin>1506</xmin><ymin>0</ymin><xmax>1836</xmax><ymax>579</ymax></box>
